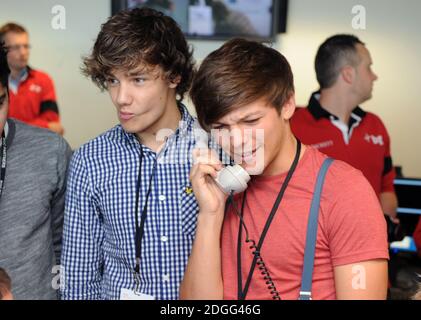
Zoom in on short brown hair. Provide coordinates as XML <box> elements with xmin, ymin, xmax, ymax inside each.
<box><xmin>315</xmin><ymin>34</ymin><xmax>365</xmax><ymax>89</ymax></box>
<box><xmin>82</xmin><ymin>7</ymin><xmax>194</xmax><ymax>102</ymax></box>
<box><xmin>0</xmin><ymin>268</ymin><xmax>12</xmax><ymax>299</ymax></box>
<box><xmin>0</xmin><ymin>22</ymin><xmax>27</xmax><ymax>42</ymax></box>
<box><xmin>190</xmin><ymin>38</ymin><xmax>294</xmax><ymax>131</ymax></box>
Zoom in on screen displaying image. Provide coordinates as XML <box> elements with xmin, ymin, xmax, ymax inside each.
<box><xmin>117</xmin><ymin>0</ymin><xmax>280</xmax><ymax>40</ymax></box>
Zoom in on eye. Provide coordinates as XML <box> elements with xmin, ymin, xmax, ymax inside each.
<box><xmin>106</xmin><ymin>78</ymin><xmax>119</xmax><ymax>87</ymax></box>
<box><xmin>243</xmin><ymin>118</ymin><xmax>260</xmax><ymax>124</ymax></box>
<box><xmin>133</xmin><ymin>77</ymin><xmax>146</xmax><ymax>85</ymax></box>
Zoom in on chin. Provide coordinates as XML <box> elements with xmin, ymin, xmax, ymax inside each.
<box><xmin>121</xmin><ymin>123</ymin><xmax>142</xmax><ymax>134</ymax></box>
<box><xmin>242</xmin><ymin>159</ymin><xmax>265</xmax><ymax>175</ymax></box>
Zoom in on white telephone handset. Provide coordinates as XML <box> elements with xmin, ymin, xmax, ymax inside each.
<box><xmin>194</xmin><ymin>123</ymin><xmax>250</xmax><ymax>195</ymax></box>
<box><xmin>215</xmin><ymin>164</ymin><xmax>250</xmax><ymax>194</ymax></box>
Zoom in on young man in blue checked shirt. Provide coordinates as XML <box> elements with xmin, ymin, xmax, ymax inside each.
<box><xmin>60</xmin><ymin>7</ymin><xmax>204</xmax><ymax>300</ymax></box>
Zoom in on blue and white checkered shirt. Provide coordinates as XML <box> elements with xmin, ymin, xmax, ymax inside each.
<box><xmin>61</xmin><ymin>105</ymin><xmax>206</xmax><ymax>300</ymax></box>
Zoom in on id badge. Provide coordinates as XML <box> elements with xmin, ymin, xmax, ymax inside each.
<box><xmin>120</xmin><ymin>288</ymin><xmax>155</xmax><ymax>300</ymax></box>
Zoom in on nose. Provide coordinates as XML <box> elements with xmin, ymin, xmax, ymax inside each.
<box><xmin>115</xmin><ymin>83</ymin><xmax>132</xmax><ymax>107</ymax></box>
<box><xmin>230</xmin><ymin>127</ymin><xmax>244</xmax><ymax>150</ymax></box>
<box><xmin>372</xmin><ymin>71</ymin><xmax>378</xmax><ymax>81</ymax></box>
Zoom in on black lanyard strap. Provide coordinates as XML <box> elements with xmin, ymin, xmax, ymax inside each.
<box><xmin>238</xmin><ymin>139</ymin><xmax>301</xmax><ymax>300</ymax></box>
<box><xmin>134</xmin><ymin>146</ymin><xmax>156</xmax><ymax>275</ymax></box>
<box><xmin>0</xmin><ymin>131</ymin><xmax>7</xmax><ymax>201</ymax></box>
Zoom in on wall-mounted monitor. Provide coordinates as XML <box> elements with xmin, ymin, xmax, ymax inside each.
<box><xmin>111</xmin><ymin>0</ymin><xmax>288</xmax><ymax>41</ymax></box>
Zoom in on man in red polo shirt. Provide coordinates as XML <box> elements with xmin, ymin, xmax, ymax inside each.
<box><xmin>0</xmin><ymin>22</ymin><xmax>64</xmax><ymax>135</ymax></box>
<box><xmin>291</xmin><ymin>34</ymin><xmax>398</xmax><ymax>223</ymax></box>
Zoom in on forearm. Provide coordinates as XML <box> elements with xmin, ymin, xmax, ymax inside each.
<box><xmin>180</xmin><ymin>212</ymin><xmax>224</xmax><ymax>300</ymax></box>
<box><xmin>380</xmin><ymin>192</ymin><xmax>398</xmax><ymax>218</ymax></box>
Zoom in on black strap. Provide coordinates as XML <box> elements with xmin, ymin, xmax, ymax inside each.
<box><xmin>134</xmin><ymin>146</ymin><xmax>155</xmax><ymax>275</ymax></box>
<box><xmin>238</xmin><ymin>139</ymin><xmax>301</xmax><ymax>300</ymax></box>
<box><xmin>0</xmin><ymin>131</ymin><xmax>7</xmax><ymax>201</ymax></box>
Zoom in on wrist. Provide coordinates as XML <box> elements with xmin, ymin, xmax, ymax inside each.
<box><xmin>197</xmin><ymin>211</ymin><xmax>224</xmax><ymax>229</ymax></box>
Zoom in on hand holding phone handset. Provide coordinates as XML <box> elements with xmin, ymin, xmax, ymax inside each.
<box><xmin>193</xmin><ymin>125</ymin><xmax>251</xmax><ymax>195</ymax></box>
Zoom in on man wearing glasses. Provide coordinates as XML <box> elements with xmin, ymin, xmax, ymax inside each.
<box><xmin>0</xmin><ymin>23</ymin><xmax>64</xmax><ymax>135</ymax></box>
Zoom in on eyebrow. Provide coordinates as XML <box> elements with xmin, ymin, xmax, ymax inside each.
<box><xmin>127</xmin><ymin>71</ymin><xmax>148</xmax><ymax>77</ymax></box>
<box><xmin>214</xmin><ymin>111</ymin><xmax>263</xmax><ymax>126</ymax></box>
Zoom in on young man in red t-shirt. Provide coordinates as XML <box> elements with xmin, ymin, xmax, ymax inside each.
<box><xmin>180</xmin><ymin>39</ymin><xmax>389</xmax><ymax>300</ymax></box>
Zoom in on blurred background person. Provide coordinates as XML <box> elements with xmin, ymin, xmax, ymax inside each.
<box><xmin>0</xmin><ymin>22</ymin><xmax>64</xmax><ymax>135</ymax></box>
<box><xmin>291</xmin><ymin>34</ymin><xmax>399</xmax><ymax>224</ymax></box>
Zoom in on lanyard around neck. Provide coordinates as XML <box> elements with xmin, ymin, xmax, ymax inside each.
<box><xmin>0</xmin><ymin>131</ymin><xmax>7</xmax><ymax>201</ymax></box>
<box><xmin>237</xmin><ymin>139</ymin><xmax>301</xmax><ymax>300</ymax></box>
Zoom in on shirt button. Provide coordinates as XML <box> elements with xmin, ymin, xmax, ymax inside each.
<box><xmin>161</xmin><ymin>235</ymin><xmax>168</xmax><ymax>242</ymax></box>
<box><xmin>158</xmin><ymin>195</ymin><xmax>166</xmax><ymax>202</ymax></box>
<box><xmin>163</xmin><ymin>274</ymin><xmax>170</xmax><ymax>282</ymax></box>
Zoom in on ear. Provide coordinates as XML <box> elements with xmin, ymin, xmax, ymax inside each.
<box><xmin>168</xmin><ymin>75</ymin><xmax>181</xmax><ymax>89</ymax></box>
<box><xmin>281</xmin><ymin>94</ymin><xmax>296</xmax><ymax>121</ymax></box>
<box><xmin>341</xmin><ymin>65</ymin><xmax>356</xmax><ymax>85</ymax></box>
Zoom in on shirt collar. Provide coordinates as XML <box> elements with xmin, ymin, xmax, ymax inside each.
<box><xmin>8</xmin><ymin>67</ymin><xmax>29</xmax><ymax>93</ymax></box>
<box><xmin>307</xmin><ymin>91</ymin><xmax>367</xmax><ymax>123</ymax></box>
<box><xmin>121</xmin><ymin>102</ymin><xmax>194</xmax><ymax>146</ymax></box>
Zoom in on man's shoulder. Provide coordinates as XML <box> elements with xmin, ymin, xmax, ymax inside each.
<box><xmin>13</xmin><ymin>119</ymin><xmax>65</xmax><ymax>146</ymax></box>
<box><xmin>361</xmin><ymin>110</ymin><xmax>387</xmax><ymax>129</ymax></box>
<box><xmin>10</xmin><ymin>119</ymin><xmax>72</xmax><ymax>164</ymax></box>
<box><xmin>291</xmin><ymin>106</ymin><xmax>316</xmax><ymax>128</ymax></box>
<box><xmin>73</xmin><ymin>124</ymin><xmax>125</xmax><ymax>159</ymax></box>
<box><xmin>28</xmin><ymin>67</ymin><xmax>53</xmax><ymax>82</ymax></box>
<box><xmin>307</xmin><ymin>146</ymin><xmax>369</xmax><ymax>191</ymax></box>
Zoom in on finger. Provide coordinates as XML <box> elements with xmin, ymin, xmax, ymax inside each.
<box><xmin>190</xmin><ymin>163</ymin><xmax>219</xmax><ymax>183</ymax></box>
<box><xmin>192</xmin><ymin>148</ymin><xmax>223</xmax><ymax>170</ymax></box>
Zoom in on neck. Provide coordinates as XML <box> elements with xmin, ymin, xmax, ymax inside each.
<box><xmin>136</xmin><ymin>99</ymin><xmax>181</xmax><ymax>153</ymax></box>
<box><xmin>263</xmin><ymin>127</ymin><xmax>306</xmax><ymax>176</ymax></box>
<box><xmin>10</xmin><ymin>67</ymin><xmax>25</xmax><ymax>81</ymax></box>
<box><xmin>319</xmin><ymin>88</ymin><xmax>358</xmax><ymax>125</ymax></box>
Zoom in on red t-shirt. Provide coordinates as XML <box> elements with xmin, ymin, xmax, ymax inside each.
<box><xmin>8</xmin><ymin>68</ymin><xmax>60</xmax><ymax>128</ymax></box>
<box><xmin>221</xmin><ymin>147</ymin><xmax>389</xmax><ymax>300</ymax></box>
<box><xmin>290</xmin><ymin>94</ymin><xmax>395</xmax><ymax>197</ymax></box>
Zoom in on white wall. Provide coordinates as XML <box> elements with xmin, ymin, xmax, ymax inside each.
<box><xmin>0</xmin><ymin>0</ymin><xmax>116</xmax><ymax>149</ymax></box>
<box><xmin>280</xmin><ymin>0</ymin><xmax>421</xmax><ymax>178</ymax></box>
<box><xmin>1</xmin><ymin>0</ymin><xmax>420</xmax><ymax>177</ymax></box>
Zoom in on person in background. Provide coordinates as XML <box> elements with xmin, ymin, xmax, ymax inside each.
<box><xmin>0</xmin><ymin>43</ymin><xmax>72</xmax><ymax>300</ymax></box>
<box><xmin>291</xmin><ymin>34</ymin><xmax>399</xmax><ymax>224</ymax></box>
<box><xmin>0</xmin><ymin>22</ymin><xmax>64</xmax><ymax>135</ymax></box>
<box><xmin>0</xmin><ymin>268</ymin><xmax>13</xmax><ymax>300</ymax></box>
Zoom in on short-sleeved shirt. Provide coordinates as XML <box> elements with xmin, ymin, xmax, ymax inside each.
<box><xmin>290</xmin><ymin>92</ymin><xmax>395</xmax><ymax>197</ymax></box>
<box><xmin>8</xmin><ymin>67</ymin><xmax>60</xmax><ymax>129</ymax></box>
<box><xmin>221</xmin><ymin>146</ymin><xmax>389</xmax><ymax>300</ymax></box>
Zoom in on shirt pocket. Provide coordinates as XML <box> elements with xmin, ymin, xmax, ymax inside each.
<box><xmin>179</xmin><ymin>184</ymin><xmax>199</xmax><ymax>237</ymax></box>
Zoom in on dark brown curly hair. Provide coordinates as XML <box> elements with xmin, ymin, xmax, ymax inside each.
<box><xmin>82</xmin><ymin>7</ymin><xmax>195</xmax><ymax>102</ymax></box>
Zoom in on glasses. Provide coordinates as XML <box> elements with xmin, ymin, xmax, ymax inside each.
<box><xmin>6</xmin><ymin>44</ymin><xmax>31</xmax><ymax>52</ymax></box>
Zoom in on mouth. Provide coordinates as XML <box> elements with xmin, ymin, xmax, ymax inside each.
<box><xmin>119</xmin><ymin>112</ymin><xmax>135</xmax><ymax>121</ymax></box>
<box><xmin>233</xmin><ymin>146</ymin><xmax>261</xmax><ymax>163</ymax></box>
